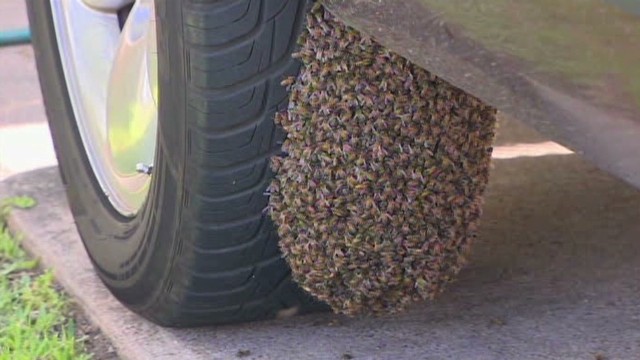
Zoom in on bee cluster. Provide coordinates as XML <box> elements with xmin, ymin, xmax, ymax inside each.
<box><xmin>269</xmin><ymin>5</ymin><xmax>497</xmax><ymax>315</ymax></box>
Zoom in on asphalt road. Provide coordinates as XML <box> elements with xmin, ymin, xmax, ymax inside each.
<box><xmin>2</xmin><ymin>1</ymin><xmax>640</xmax><ymax>360</ymax></box>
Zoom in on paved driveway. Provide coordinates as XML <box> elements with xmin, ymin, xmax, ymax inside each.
<box><xmin>0</xmin><ymin>1</ymin><xmax>56</xmax><ymax>178</ymax></box>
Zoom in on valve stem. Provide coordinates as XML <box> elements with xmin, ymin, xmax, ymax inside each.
<box><xmin>136</xmin><ymin>163</ymin><xmax>153</xmax><ymax>175</ymax></box>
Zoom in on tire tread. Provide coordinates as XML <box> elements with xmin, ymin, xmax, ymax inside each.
<box><xmin>162</xmin><ymin>0</ymin><xmax>319</xmax><ymax>325</ymax></box>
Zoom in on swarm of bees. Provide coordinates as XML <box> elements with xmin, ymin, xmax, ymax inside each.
<box><xmin>269</xmin><ymin>4</ymin><xmax>497</xmax><ymax>315</ymax></box>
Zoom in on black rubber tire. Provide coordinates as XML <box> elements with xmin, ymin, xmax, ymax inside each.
<box><xmin>27</xmin><ymin>0</ymin><xmax>321</xmax><ymax>327</ymax></box>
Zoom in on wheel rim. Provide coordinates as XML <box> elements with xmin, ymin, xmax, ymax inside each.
<box><xmin>50</xmin><ymin>0</ymin><xmax>158</xmax><ymax>216</ymax></box>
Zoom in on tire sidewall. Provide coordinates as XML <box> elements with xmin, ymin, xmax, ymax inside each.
<box><xmin>26</xmin><ymin>0</ymin><xmax>186</xmax><ymax>309</ymax></box>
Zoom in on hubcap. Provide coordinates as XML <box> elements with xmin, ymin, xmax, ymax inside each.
<box><xmin>50</xmin><ymin>0</ymin><xmax>158</xmax><ymax>216</ymax></box>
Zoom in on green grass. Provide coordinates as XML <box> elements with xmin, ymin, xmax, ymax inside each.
<box><xmin>0</xmin><ymin>197</ymin><xmax>91</xmax><ymax>360</ymax></box>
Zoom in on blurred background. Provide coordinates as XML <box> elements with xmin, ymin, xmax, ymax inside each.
<box><xmin>0</xmin><ymin>1</ymin><xmax>56</xmax><ymax>179</ymax></box>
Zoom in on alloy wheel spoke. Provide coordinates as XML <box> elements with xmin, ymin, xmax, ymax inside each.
<box><xmin>51</xmin><ymin>0</ymin><xmax>158</xmax><ymax>215</ymax></box>
<box><xmin>106</xmin><ymin>0</ymin><xmax>157</xmax><ymax>179</ymax></box>
<box><xmin>81</xmin><ymin>0</ymin><xmax>134</xmax><ymax>11</ymax></box>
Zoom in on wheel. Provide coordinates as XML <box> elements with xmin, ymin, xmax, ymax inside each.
<box><xmin>27</xmin><ymin>0</ymin><xmax>320</xmax><ymax>327</ymax></box>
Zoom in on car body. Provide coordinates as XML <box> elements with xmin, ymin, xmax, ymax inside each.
<box><xmin>325</xmin><ymin>0</ymin><xmax>640</xmax><ymax>190</ymax></box>
<box><xmin>27</xmin><ymin>0</ymin><xmax>638</xmax><ymax>327</ymax></box>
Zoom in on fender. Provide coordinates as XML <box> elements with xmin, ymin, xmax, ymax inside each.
<box><xmin>324</xmin><ymin>0</ymin><xmax>640</xmax><ymax>189</ymax></box>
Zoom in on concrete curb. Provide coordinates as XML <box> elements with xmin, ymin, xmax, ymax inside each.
<box><xmin>0</xmin><ymin>167</ymin><xmax>203</xmax><ymax>360</ymax></box>
<box><xmin>2</xmin><ymin>162</ymin><xmax>640</xmax><ymax>359</ymax></box>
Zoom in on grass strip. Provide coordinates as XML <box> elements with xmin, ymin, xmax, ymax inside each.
<box><xmin>0</xmin><ymin>197</ymin><xmax>91</xmax><ymax>360</ymax></box>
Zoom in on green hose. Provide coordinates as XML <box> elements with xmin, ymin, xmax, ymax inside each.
<box><xmin>0</xmin><ymin>28</ymin><xmax>31</xmax><ymax>47</ymax></box>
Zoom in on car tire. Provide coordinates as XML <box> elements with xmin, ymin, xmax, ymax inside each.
<box><xmin>27</xmin><ymin>0</ymin><xmax>321</xmax><ymax>327</ymax></box>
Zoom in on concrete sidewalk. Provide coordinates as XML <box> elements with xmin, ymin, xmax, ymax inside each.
<box><xmin>0</xmin><ymin>1</ymin><xmax>57</xmax><ymax>179</ymax></box>
<box><xmin>3</xmin><ymin>151</ymin><xmax>640</xmax><ymax>359</ymax></box>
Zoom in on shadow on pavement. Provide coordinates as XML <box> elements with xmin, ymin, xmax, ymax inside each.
<box><xmin>2</xmin><ymin>151</ymin><xmax>639</xmax><ymax>359</ymax></box>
